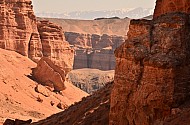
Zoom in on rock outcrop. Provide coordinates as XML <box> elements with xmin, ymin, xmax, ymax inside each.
<box><xmin>154</xmin><ymin>0</ymin><xmax>190</xmax><ymax>19</ymax></box>
<box><xmin>65</xmin><ymin>32</ymin><xmax>125</xmax><ymax>70</ymax></box>
<box><xmin>0</xmin><ymin>0</ymin><xmax>42</xmax><ymax>61</ymax></box>
<box><xmin>110</xmin><ymin>5</ymin><xmax>190</xmax><ymax>125</ymax></box>
<box><xmin>32</xmin><ymin>57</ymin><xmax>67</xmax><ymax>91</ymax></box>
<box><xmin>0</xmin><ymin>0</ymin><xmax>74</xmax><ymax>72</ymax></box>
<box><xmin>32</xmin><ymin>82</ymin><xmax>113</xmax><ymax>125</ymax></box>
<box><xmin>38</xmin><ymin>21</ymin><xmax>74</xmax><ymax>73</ymax></box>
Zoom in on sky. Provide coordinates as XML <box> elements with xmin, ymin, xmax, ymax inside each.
<box><xmin>32</xmin><ymin>0</ymin><xmax>156</xmax><ymax>13</ymax></box>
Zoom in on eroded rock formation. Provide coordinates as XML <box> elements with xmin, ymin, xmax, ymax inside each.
<box><xmin>65</xmin><ymin>32</ymin><xmax>125</xmax><ymax>70</ymax></box>
<box><xmin>38</xmin><ymin>21</ymin><xmax>74</xmax><ymax>73</ymax></box>
<box><xmin>0</xmin><ymin>0</ymin><xmax>42</xmax><ymax>61</ymax></box>
<box><xmin>154</xmin><ymin>0</ymin><xmax>190</xmax><ymax>18</ymax></box>
<box><xmin>0</xmin><ymin>0</ymin><xmax>74</xmax><ymax>72</ymax></box>
<box><xmin>110</xmin><ymin>9</ymin><xmax>190</xmax><ymax>125</ymax></box>
<box><xmin>32</xmin><ymin>57</ymin><xmax>66</xmax><ymax>91</ymax></box>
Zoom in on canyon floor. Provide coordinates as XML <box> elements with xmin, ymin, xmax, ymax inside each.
<box><xmin>67</xmin><ymin>69</ymin><xmax>114</xmax><ymax>94</ymax></box>
<box><xmin>0</xmin><ymin>48</ymin><xmax>88</xmax><ymax>124</ymax></box>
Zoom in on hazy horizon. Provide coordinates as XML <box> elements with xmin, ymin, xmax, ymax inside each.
<box><xmin>32</xmin><ymin>0</ymin><xmax>156</xmax><ymax>13</ymax></box>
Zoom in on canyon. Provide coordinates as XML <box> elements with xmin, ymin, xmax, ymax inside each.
<box><xmin>31</xmin><ymin>0</ymin><xmax>190</xmax><ymax>125</ymax></box>
<box><xmin>37</xmin><ymin>17</ymin><xmax>130</xmax><ymax>70</ymax></box>
<box><xmin>1</xmin><ymin>0</ymin><xmax>190</xmax><ymax>125</ymax></box>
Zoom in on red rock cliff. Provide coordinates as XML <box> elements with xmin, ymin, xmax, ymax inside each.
<box><xmin>65</xmin><ymin>32</ymin><xmax>125</xmax><ymax>70</ymax></box>
<box><xmin>154</xmin><ymin>0</ymin><xmax>190</xmax><ymax>19</ymax></box>
<box><xmin>37</xmin><ymin>21</ymin><xmax>74</xmax><ymax>73</ymax></box>
<box><xmin>0</xmin><ymin>0</ymin><xmax>42</xmax><ymax>61</ymax></box>
<box><xmin>0</xmin><ymin>0</ymin><xmax>74</xmax><ymax>72</ymax></box>
<box><xmin>110</xmin><ymin>9</ymin><xmax>190</xmax><ymax>125</ymax></box>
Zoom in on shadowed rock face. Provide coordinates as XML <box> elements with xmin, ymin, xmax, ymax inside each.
<box><xmin>0</xmin><ymin>0</ymin><xmax>42</xmax><ymax>61</ymax></box>
<box><xmin>65</xmin><ymin>32</ymin><xmax>125</xmax><ymax>70</ymax></box>
<box><xmin>154</xmin><ymin>0</ymin><xmax>190</xmax><ymax>19</ymax></box>
<box><xmin>109</xmin><ymin>12</ymin><xmax>190</xmax><ymax>125</ymax></box>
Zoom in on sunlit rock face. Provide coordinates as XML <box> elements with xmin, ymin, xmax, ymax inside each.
<box><xmin>0</xmin><ymin>0</ymin><xmax>74</xmax><ymax>71</ymax></box>
<box><xmin>109</xmin><ymin>11</ymin><xmax>190</xmax><ymax>125</ymax></box>
<box><xmin>37</xmin><ymin>20</ymin><xmax>74</xmax><ymax>74</ymax></box>
<box><xmin>0</xmin><ymin>0</ymin><xmax>43</xmax><ymax>61</ymax></box>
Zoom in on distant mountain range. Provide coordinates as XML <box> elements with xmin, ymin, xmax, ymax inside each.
<box><xmin>35</xmin><ymin>7</ymin><xmax>154</xmax><ymax>19</ymax></box>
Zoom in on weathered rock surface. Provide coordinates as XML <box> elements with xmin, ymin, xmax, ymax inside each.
<box><xmin>154</xmin><ymin>0</ymin><xmax>190</xmax><ymax>19</ymax></box>
<box><xmin>67</xmin><ymin>68</ymin><xmax>114</xmax><ymax>94</ymax></box>
<box><xmin>32</xmin><ymin>57</ymin><xmax>67</xmax><ymax>91</ymax></box>
<box><xmin>109</xmin><ymin>11</ymin><xmax>190</xmax><ymax>125</ymax></box>
<box><xmin>32</xmin><ymin>82</ymin><xmax>113</xmax><ymax>125</ymax></box>
<box><xmin>0</xmin><ymin>0</ymin><xmax>42</xmax><ymax>61</ymax></box>
<box><xmin>35</xmin><ymin>84</ymin><xmax>51</xmax><ymax>97</ymax></box>
<box><xmin>37</xmin><ymin>21</ymin><xmax>74</xmax><ymax>74</ymax></box>
<box><xmin>65</xmin><ymin>32</ymin><xmax>125</xmax><ymax>70</ymax></box>
<box><xmin>0</xmin><ymin>0</ymin><xmax>74</xmax><ymax>72</ymax></box>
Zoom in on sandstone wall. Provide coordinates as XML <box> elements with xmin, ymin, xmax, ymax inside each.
<box><xmin>38</xmin><ymin>21</ymin><xmax>74</xmax><ymax>73</ymax></box>
<box><xmin>65</xmin><ymin>32</ymin><xmax>125</xmax><ymax>70</ymax></box>
<box><xmin>0</xmin><ymin>0</ymin><xmax>74</xmax><ymax>73</ymax></box>
<box><xmin>0</xmin><ymin>0</ymin><xmax>42</xmax><ymax>61</ymax></box>
<box><xmin>154</xmin><ymin>0</ymin><xmax>190</xmax><ymax>18</ymax></box>
<box><xmin>110</xmin><ymin>12</ymin><xmax>190</xmax><ymax>125</ymax></box>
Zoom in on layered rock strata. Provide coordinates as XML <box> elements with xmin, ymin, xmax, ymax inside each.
<box><xmin>38</xmin><ymin>21</ymin><xmax>74</xmax><ymax>74</ymax></box>
<box><xmin>65</xmin><ymin>32</ymin><xmax>125</xmax><ymax>70</ymax></box>
<box><xmin>0</xmin><ymin>0</ymin><xmax>74</xmax><ymax>73</ymax></box>
<box><xmin>154</xmin><ymin>0</ymin><xmax>190</xmax><ymax>19</ymax></box>
<box><xmin>110</xmin><ymin>12</ymin><xmax>190</xmax><ymax>125</ymax></box>
<box><xmin>0</xmin><ymin>0</ymin><xmax>42</xmax><ymax>61</ymax></box>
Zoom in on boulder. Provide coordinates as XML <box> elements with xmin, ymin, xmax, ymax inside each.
<box><xmin>35</xmin><ymin>84</ymin><xmax>51</xmax><ymax>97</ymax></box>
<box><xmin>38</xmin><ymin>21</ymin><xmax>74</xmax><ymax>74</ymax></box>
<box><xmin>32</xmin><ymin>57</ymin><xmax>66</xmax><ymax>91</ymax></box>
